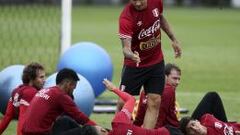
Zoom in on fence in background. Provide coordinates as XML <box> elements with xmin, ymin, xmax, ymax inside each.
<box><xmin>0</xmin><ymin>1</ymin><xmax>61</xmax><ymax>74</ymax></box>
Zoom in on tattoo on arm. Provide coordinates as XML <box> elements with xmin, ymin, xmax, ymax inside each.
<box><xmin>121</xmin><ymin>38</ymin><xmax>134</xmax><ymax>59</ymax></box>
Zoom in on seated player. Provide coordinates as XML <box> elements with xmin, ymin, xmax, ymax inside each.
<box><xmin>55</xmin><ymin>79</ymin><xmax>183</xmax><ymax>135</ymax></box>
<box><xmin>0</xmin><ymin>62</ymin><xmax>45</xmax><ymax>135</ymax></box>
<box><xmin>22</xmin><ymin>68</ymin><xmax>99</xmax><ymax>135</ymax></box>
<box><xmin>134</xmin><ymin>63</ymin><xmax>181</xmax><ymax>128</ymax></box>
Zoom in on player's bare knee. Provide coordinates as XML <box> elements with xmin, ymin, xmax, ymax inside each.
<box><xmin>147</xmin><ymin>94</ymin><xmax>161</xmax><ymax>109</ymax></box>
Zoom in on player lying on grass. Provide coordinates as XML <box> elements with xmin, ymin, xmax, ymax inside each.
<box><xmin>180</xmin><ymin>92</ymin><xmax>240</xmax><ymax>135</ymax></box>
<box><xmin>102</xmin><ymin>79</ymin><xmax>183</xmax><ymax>135</ymax></box>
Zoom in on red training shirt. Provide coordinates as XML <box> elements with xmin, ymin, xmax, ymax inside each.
<box><xmin>22</xmin><ymin>86</ymin><xmax>96</xmax><ymax>135</ymax></box>
<box><xmin>109</xmin><ymin>111</ymin><xmax>170</xmax><ymax>135</ymax></box>
<box><xmin>0</xmin><ymin>84</ymin><xmax>37</xmax><ymax>135</ymax></box>
<box><xmin>200</xmin><ymin>114</ymin><xmax>240</xmax><ymax>135</ymax></box>
<box><xmin>119</xmin><ymin>0</ymin><xmax>164</xmax><ymax>67</ymax></box>
<box><xmin>134</xmin><ymin>83</ymin><xmax>179</xmax><ymax>128</ymax></box>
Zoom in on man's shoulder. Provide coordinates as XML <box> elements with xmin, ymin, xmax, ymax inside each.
<box><xmin>120</xmin><ymin>3</ymin><xmax>135</xmax><ymax>19</ymax></box>
<box><xmin>150</xmin><ymin>0</ymin><xmax>163</xmax><ymax>6</ymax></box>
<box><xmin>22</xmin><ymin>86</ymin><xmax>37</xmax><ymax>94</ymax></box>
<box><xmin>163</xmin><ymin>84</ymin><xmax>175</xmax><ymax>95</ymax></box>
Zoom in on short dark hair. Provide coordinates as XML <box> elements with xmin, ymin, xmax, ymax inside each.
<box><xmin>80</xmin><ymin>125</ymin><xmax>98</xmax><ymax>135</ymax></box>
<box><xmin>22</xmin><ymin>62</ymin><xmax>44</xmax><ymax>84</ymax></box>
<box><xmin>179</xmin><ymin>116</ymin><xmax>193</xmax><ymax>134</ymax></box>
<box><xmin>165</xmin><ymin>125</ymin><xmax>184</xmax><ymax>135</ymax></box>
<box><xmin>56</xmin><ymin>68</ymin><xmax>80</xmax><ymax>84</ymax></box>
<box><xmin>165</xmin><ymin>63</ymin><xmax>181</xmax><ymax>76</ymax></box>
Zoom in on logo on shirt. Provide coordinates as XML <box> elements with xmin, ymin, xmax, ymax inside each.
<box><xmin>143</xmin><ymin>96</ymin><xmax>147</xmax><ymax>104</ymax></box>
<box><xmin>120</xmin><ymin>85</ymin><xmax>126</xmax><ymax>91</ymax></box>
<box><xmin>138</xmin><ymin>19</ymin><xmax>160</xmax><ymax>40</ymax></box>
<box><xmin>137</xmin><ymin>21</ymin><xmax>142</xmax><ymax>26</ymax></box>
<box><xmin>13</xmin><ymin>93</ymin><xmax>20</xmax><ymax>107</ymax></box>
<box><xmin>152</xmin><ymin>8</ymin><xmax>159</xmax><ymax>17</ymax></box>
<box><xmin>223</xmin><ymin>124</ymin><xmax>234</xmax><ymax>135</ymax></box>
<box><xmin>126</xmin><ymin>129</ymin><xmax>133</xmax><ymax>135</ymax></box>
<box><xmin>36</xmin><ymin>88</ymin><xmax>50</xmax><ymax>100</ymax></box>
<box><xmin>214</xmin><ymin>122</ymin><xmax>223</xmax><ymax>129</ymax></box>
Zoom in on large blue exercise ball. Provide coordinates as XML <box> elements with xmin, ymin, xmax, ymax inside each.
<box><xmin>57</xmin><ymin>42</ymin><xmax>113</xmax><ymax>97</ymax></box>
<box><xmin>44</xmin><ymin>72</ymin><xmax>95</xmax><ymax>116</ymax></box>
<box><xmin>0</xmin><ymin>65</ymin><xmax>24</xmax><ymax>114</ymax></box>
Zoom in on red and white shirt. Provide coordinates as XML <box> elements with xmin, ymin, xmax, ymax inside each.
<box><xmin>0</xmin><ymin>84</ymin><xmax>37</xmax><ymax>135</ymax></box>
<box><xmin>109</xmin><ymin>111</ymin><xmax>170</xmax><ymax>135</ymax></box>
<box><xmin>134</xmin><ymin>83</ymin><xmax>179</xmax><ymax>128</ymax></box>
<box><xmin>22</xmin><ymin>86</ymin><xmax>96</xmax><ymax>135</ymax></box>
<box><xmin>200</xmin><ymin>114</ymin><xmax>240</xmax><ymax>135</ymax></box>
<box><xmin>119</xmin><ymin>0</ymin><xmax>164</xmax><ymax>67</ymax></box>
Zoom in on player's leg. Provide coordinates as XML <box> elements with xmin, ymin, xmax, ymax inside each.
<box><xmin>143</xmin><ymin>61</ymin><xmax>165</xmax><ymax>129</ymax></box>
<box><xmin>143</xmin><ymin>93</ymin><xmax>161</xmax><ymax>129</ymax></box>
<box><xmin>116</xmin><ymin>65</ymin><xmax>144</xmax><ymax>112</ymax></box>
<box><xmin>191</xmin><ymin>91</ymin><xmax>227</xmax><ymax>122</ymax></box>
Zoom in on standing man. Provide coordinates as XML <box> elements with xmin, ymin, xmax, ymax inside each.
<box><xmin>118</xmin><ymin>0</ymin><xmax>182</xmax><ymax>129</ymax></box>
<box><xmin>134</xmin><ymin>63</ymin><xmax>181</xmax><ymax>128</ymax></box>
<box><xmin>0</xmin><ymin>62</ymin><xmax>46</xmax><ymax>135</ymax></box>
<box><xmin>22</xmin><ymin>68</ymin><xmax>97</xmax><ymax>135</ymax></box>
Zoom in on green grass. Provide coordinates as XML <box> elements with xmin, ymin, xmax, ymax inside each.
<box><xmin>1</xmin><ymin>6</ymin><xmax>240</xmax><ymax>134</ymax></box>
<box><xmin>0</xmin><ymin>5</ymin><xmax>60</xmax><ymax>74</ymax></box>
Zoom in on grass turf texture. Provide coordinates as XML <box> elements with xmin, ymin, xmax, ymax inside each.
<box><xmin>0</xmin><ymin>6</ymin><xmax>240</xmax><ymax>134</ymax></box>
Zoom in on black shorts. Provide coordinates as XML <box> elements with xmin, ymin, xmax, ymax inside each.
<box><xmin>120</xmin><ymin>61</ymin><xmax>165</xmax><ymax>96</ymax></box>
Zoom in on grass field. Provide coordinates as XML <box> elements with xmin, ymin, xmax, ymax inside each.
<box><xmin>1</xmin><ymin>5</ymin><xmax>240</xmax><ymax>134</ymax></box>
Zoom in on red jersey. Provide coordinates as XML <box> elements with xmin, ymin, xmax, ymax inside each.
<box><xmin>0</xmin><ymin>84</ymin><xmax>37</xmax><ymax>135</ymax></box>
<box><xmin>22</xmin><ymin>86</ymin><xmax>96</xmax><ymax>135</ymax></box>
<box><xmin>119</xmin><ymin>0</ymin><xmax>164</xmax><ymax>67</ymax></box>
<box><xmin>134</xmin><ymin>83</ymin><xmax>179</xmax><ymax>128</ymax></box>
<box><xmin>109</xmin><ymin>111</ymin><xmax>170</xmax><ymax>135</ymax></box>
<box><xmin>200</xmin><ymin>114</ymin><xmax>240</xmax><ymax>135</ymax></box>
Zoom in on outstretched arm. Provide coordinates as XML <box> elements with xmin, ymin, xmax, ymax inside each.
<box><xmin>121</xmin><ymin>38</ymin><xmax>141</xmax><ymax>67</ymax></box>
<box><xmin>103</xmin><ymin>79</ymin><xmax>136</xmax><ymax>114</ymax></box>
<box><xmin>160</xmin><ymin>14</ymin><xmax>181</xmax><ymax>58</ymax></box>
<box><xmin>0</xmin><ymin>100</ymin><xmax>15</xmax><ymax>134</ymax></box>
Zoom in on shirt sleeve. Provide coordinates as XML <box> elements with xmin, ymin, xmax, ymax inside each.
<box><xmin>20</xmin><ymin>88</ymin><xmax>37</xmax><ymax>107</ymax></box>
<box><xmin>0</xmin><ymin>100</ymin><xmax>15</xmax><ymax>134</ymax></box>
<box><xmin>59</xmin><ymin>94</ymin><xmax>96</xmax><ymax>126</ymax></box>
<box><xmin>159</xmin><ymin>0</ymin><xmax>163</xmax><ymax>14</ymax></box>
<box><xmin>119</xmin><ymin>10</ymin><xmax>134</xmax><ymax>39</ymax></box>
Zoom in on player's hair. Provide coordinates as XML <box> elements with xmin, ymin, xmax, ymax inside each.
<box><xmin>179</xmin><ymin>116</ymin><xmax>193</xmax><ymax>135</ymax></box>
<box><xmin>56</xmin><ymin>68</ymin><xmax>79</xmax><ymax>85</ymax></box>
<box><xmin>165</xmin><ymin>125</ymin><xmax>184</xmax><ymax>135</ymax></box>
<box><xmin>80</xmin><ymin>125</ymin><xmax>98</xmax><ymax>135</ymax></box>
<box><xmin>165</xmin><ymin>63</ymin><xmax>181</xmax><ymax>76</ymax></box>
<box><xmin>22</xmin><ymin>62</ymin><xmax>44</xmax><ymax>84</ymax></box>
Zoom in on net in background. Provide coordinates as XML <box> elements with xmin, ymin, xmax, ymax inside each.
<box><xmin>0</xmin><ymin>1</ymin><xmax>61</xmax><ymax>74</ymax></box>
